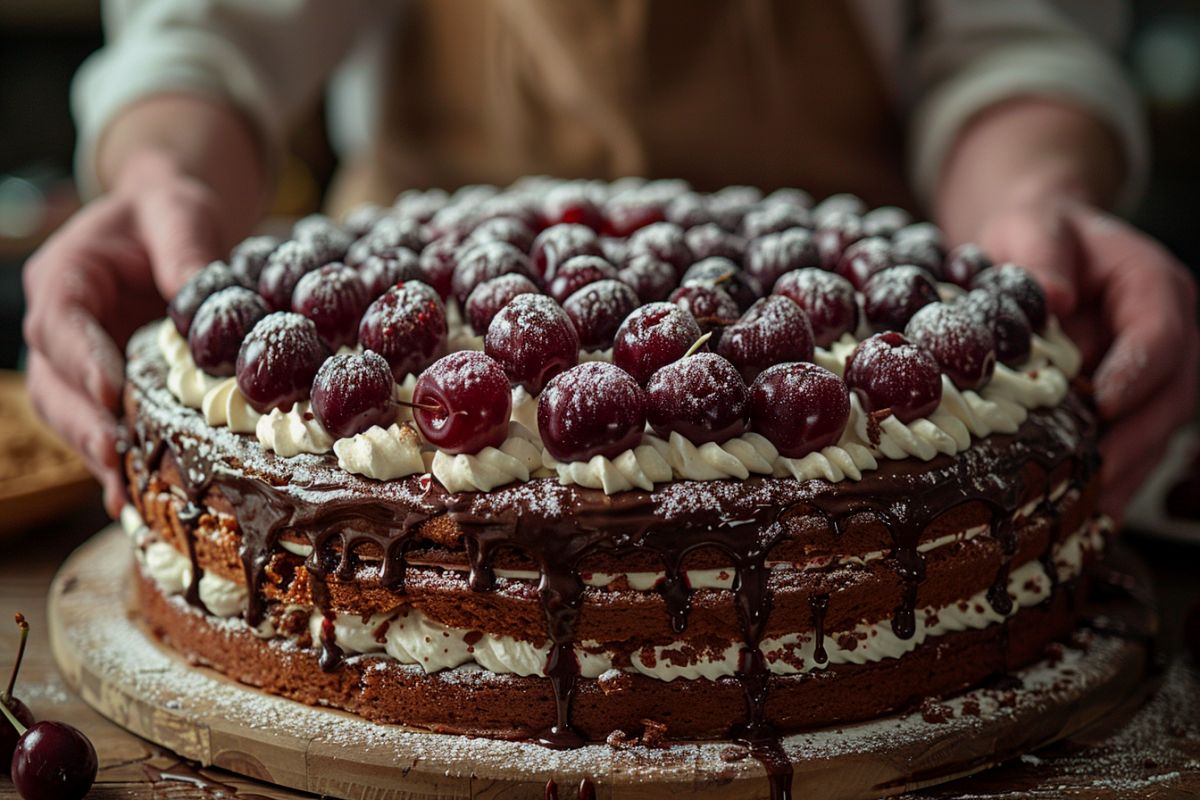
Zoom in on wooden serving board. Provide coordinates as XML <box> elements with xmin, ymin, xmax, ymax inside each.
<box><xmin>49</xmin><ymin>527</ymin><xmax>1153</xmax><ymax>800</ymax></box>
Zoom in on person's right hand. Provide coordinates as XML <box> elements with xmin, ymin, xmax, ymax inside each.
<box><xmin>22</xmin><ymin>154</ymin><xmax>225</xmax><ymax>516</ymax></box>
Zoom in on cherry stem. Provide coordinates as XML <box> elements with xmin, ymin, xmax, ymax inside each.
<box><xmin>395</xmin><ymin>398</ymin><xmax>444</xmax><ymax>415</ymax></box>
<box><xmin>0</xmin><ymin>696</ymin><xmax>26</xmax><ymax>737</ymax></box>
<box><xmin>683</xmin><ymin>332</ymin><xmax>713</xmax><ymax>359</ymax></box>
<box><xmin>3</xmin><ymin>613</ymin><xmax>28</xmax><ymax>703</ymax></box>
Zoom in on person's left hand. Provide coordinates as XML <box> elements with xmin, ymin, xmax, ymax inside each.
<box><xmin>974</xmin><ymin>196</ymin><xmax>1198</xmax><ymax>521</ymax></box>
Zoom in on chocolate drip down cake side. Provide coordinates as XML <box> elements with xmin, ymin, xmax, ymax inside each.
<box><xmin>120</xmin><ymin>180</ymin><xmax>1107</xmax><ymax>792</ymax></box>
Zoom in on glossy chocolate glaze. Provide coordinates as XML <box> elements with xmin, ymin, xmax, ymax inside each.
<box><xmin>123</xmin><ymin>325</ymin><xmax>1098</xmax><ymax>800</ymax></box>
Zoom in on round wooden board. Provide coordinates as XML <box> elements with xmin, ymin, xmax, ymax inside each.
<box><xmin>49</xmin><ymin>527</ymin><xmax>1152</xmax><ymax>800</ymax></box>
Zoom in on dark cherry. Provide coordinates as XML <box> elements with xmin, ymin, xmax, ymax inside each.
<box><xmin>450</xmin><ymin>241</ymin><xmax>534</xmax><ymax>304</ymax></box>
<box><xmin>613</xmin><ymin>302</ymin><xmax>704</xmax><ymax>386</ymax></box>
<box><xmin>773</xmin><ymin>268</ymin><xmax>859</xmax><ymax>347</ymax></box>
<box><xmin>943</xmin><ymin>243</ymin><xmax>993</xmax><ymax>289</ymax></box>
<box><xmin>764</xmin><ymin>187</ymin><xmax>814</xmax><ymax>209</ymax></box>
<box><xmin>668</xmin><ymin>285</ymin><xmax>741</xmax><ymax>339</ymax></box>
<box><xmin>665</xmin><ymin>192</ymin><xmax>715</xmax><ymax>229</ymax></box>
<box><xmin>358</xmin><ymin>281</ymin><xmax>448</xmax><ymax>381</ymax></box>
<box><xmin>970</xmin><ymin>263</ymin><xmax>1048</xmax><ymax>332</ymax></box>
<box><xmin>814</xmin><ymin>210</ymin><xmax>865</xmax><ymax>269</ymax></box>
<box><xmin>465</xmin><ymin>273</ymin><xmax>540</xmax><ymax>333</ymax></box>
<box><xmin>531</xmin><ymin>224</ymin><xmax>604</xmax><ymax>283</ymax></box>
<box><xmin>707</xmin><ymin>185</ymin><xmax>762</xmax><ymax>232</ymax></box>
<box><xmin>485</xmin><ymin>294</ymin><xmax>580</xmax><ymax>394</ymax></box>
<box><xmin>168</xmin><ymin>262</ymin><xmax>238</xmax><ymax>337</ymax></box>
<box><xmin>891</xmin><ymin>234</ymin><xmax>945</xmax><ymax>279</ymax></box>
<box><xmin>844</xmin><ymin>331</ymin><xmax>943</xmax><ymax>423</ymax></box>
<box><xmin>646</xmin><ymin>353</ymin><xmax>748</xmax><ymax>444</ymax></box>
<box><xmin>625</xmin><ymin>222</ymin><xmax>694</xmax><ymax>277</ymax></box>
<box><xmin>473</xmin><ymin>194</ymin><xmax>543</xmax><ymax>232</ymax></box>
<box><xmin>413</xmin><ymin>351</ymin><xmax>512</xmax><ymax>455</ymax></box>
<box><xmin>959</xmin><ymin>289</ymin><xmax>1033</xmax><ymax>366</ymax></box>
<box><xmin>258</xmin><ymin>240</ymin><xmax>328</xmax><ymax>311</ymax></box>
<box><xmin>602</xmin><ymin>196</ymin><xmax>666</xmax><ymax>237</ymax></box>
<box><xmin>862</xmin><ymin>265</ymin><xmax>939</xmax><ymax>331</ymax></box>
<box><xmin>680</xmin><ymin>257</ymin><xmax>760</xmax><ymax>312</ymax></box>
<box><xmin>749</xmin><ymin>362</ymin><xmax>850</xmax><ymax>458</ymax></box>
<box><xmin>717</xmin><ymin>295</ymin><xmax>815</xmax><ymax>383</ymax></box>
<box><xmin>188</xmin><ymin>287</ymin><xmax>269</xmax><ymax>377</ymax></box>
<box><xmin>235</xmin><ymin>312</ymin><xmax>330</xmax><ymax>413</ymax></box>
<box><xmin>341</xmin><ymin>203</ymin><xmax>388</xmax><ymax>237</ymax></box>
<box><xmin>537</xmin><ymin>362</ymin><xmax>647</xmax><ymax>462</ymax></box>
<box><xmin>291</xmin><ymin>263</ymin><xmax>370</xmax><ymax>350</ymax></box>
<box><xmin>345</xmin><ymin>216</ymin><xmax>426</xmax><ymax>266</ymax></box>
<box><xmin>418</xmin><ymin>234</ymin><xmax>462</xmax><ymax>300</ymax></box>
<box><xmin>2</xmin><ymin>613</ymin><xmax>34</xmax><ymax>776</ymax></box>
<box><xmin>543</xmin><ymin>184</ymin><xmax>604</xmax><ymax>230</ymax></box>
<box><xmin>618</xmin><ymin>254</ymin><xmax>677</xmax><ymax>303</ymax></box>
<box><xmin>0</xmin><ymin>696</ymin><xmax>33</xmax><ymax>776</ymax></box>
<box><xmin>905</xmin><ymin>302</ymin><xmax>996</xmax><ymax>390</ymax></box>
<box><xmin>310</xmin><ymin>351</ymin><xmax>396</xmax><ymax>439</ymax></box>
<box><xmin>292</xmin><ymin>214</ymin><xmax>353</xmax><ymax>263</ymax></box>
<box><xmin>9</xmin><ymin>721</ymin><xmax>97</xmax><ymax>800</ymax></box>
<box><xmin>395</xmin><ymin>188</ymin><xmax>448</xmax><ymax>225</ymax></box>
<box><xmin>547</xmin><ymin>255</ymin><xmax>620</xmax><ymax>304</ymax></box>
<box><xmin>893</xmin><ymin>222</ymin><xmax>944</xmax><ymax>251</ymax></box>
<box><xmin>466</xmin><ymin>216</ymin><xmax>535</xmax><ymax>253</ymax></box>
<box><xmin>836</xmin><ymin>236</ymin><xmax>895</xmax><ymax>290</ymax></box>
<box><xmin>684</xmin><ymin>223</ymin><xmax>746</xmax><ymax>264</ymax></box>
<box><xmin>861</xmin><ymin>206</ymin><xmax>913</xmax><ymax>238</ymax></box>
<box><xmin>229</xmin><ymin>235</ymin><xmax>281</xmax><ymax>289</ymax></box>
<box><xmin>599</xmin><ymin>236</ymin><xmax>628</xmax><ymax>266</ymax></box>
<box><xmin>745</xmin><ymin>228</ymin><xmax>820</xmax><ymax>293</ymax></box>
<box><xmin>740</xmin><ymin>203</ymin><xmax>811</xmax><ymax>239</ymax></box>
<box><xmin>812</xmin><ymin>193</ymin><xmax>867</xmax><ymax>226</ymax></box>
<box><xmin>563</xmin><ymin>279</ymin><xmax>640</xmax><ymax>353</ymax></box>
<box><xmin>357</xmin><ymin>249</ymin><xmax>423</xmax><ymax>300</ymax></box>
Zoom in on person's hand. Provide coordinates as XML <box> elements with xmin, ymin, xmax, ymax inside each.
<box><xmin>22</xmin><ymin>153</ymin><xmax>224</xmax><ymax>516</ymax></box>
<box><xmin>975</xmin><ymin>196</ymin><xmax>1199</xmax><ymax>521</ymax></box>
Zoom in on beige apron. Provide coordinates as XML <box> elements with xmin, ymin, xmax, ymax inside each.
<box><xmin>327</xmin><ymin>0</ymin><xmax>911</xmax><ymax>216</ymax></box>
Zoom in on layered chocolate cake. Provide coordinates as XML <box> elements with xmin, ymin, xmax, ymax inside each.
<box><xmin>120</xmin><ymin>179</ymin><xmax>1105</xmax><ymax>793</ymax></box>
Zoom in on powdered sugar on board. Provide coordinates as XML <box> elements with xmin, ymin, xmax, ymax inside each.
<box><xmin>49</xmin><ymin>527</ymin><xmax>1157</xmax><ymax>800</ymax></box>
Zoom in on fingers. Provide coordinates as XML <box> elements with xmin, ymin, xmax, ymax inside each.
<box><xmin>1096</xmin><ymin>338</ymin><xmax>1198</xmax><ymax>522</ymax></box>
<box><xmin>1070</xmin><ymin>208</ymin><xmax>1199</xmax><ymax>420</ymax></box>
<box><xmin>22</xmin><ymin>240</ymin><xmax>128</xmax><ymax>413</ymax></box>
<box><xmin>977</xmin><ymin>202</ymin><xmax>1080</xmax><ymax>316</ymax></box>
<box><xmin>26</xmin><ymin>353</ymin><xmax>126</xmax><ymax>517</ymax></box>
<box><xmin>135</xmin><ymin>180</ymin><xmax>224</xmax><ymax>299</ymax></box>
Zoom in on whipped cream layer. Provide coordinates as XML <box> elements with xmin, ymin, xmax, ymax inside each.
<box><xmin>125</xmin><ymin>502</ymin><xmax>1101</xmax><ymax>681</ymax></box>
<box><xmin>159</xmin><ymin>304</ymin><xmax>1082</xmax><ymax>496</ymax></box>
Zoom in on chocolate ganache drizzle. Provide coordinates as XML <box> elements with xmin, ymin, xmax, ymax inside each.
<box><xmin>124</xmin><ymin>328</ymin><xmax>1097</xmax><ymax>800</ymax></box>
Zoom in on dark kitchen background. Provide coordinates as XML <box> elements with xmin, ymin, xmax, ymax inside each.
<box><xmin>1</xmin><ymin>1</ymin><xmax>1198</xmax><ymax>371</ymax></box>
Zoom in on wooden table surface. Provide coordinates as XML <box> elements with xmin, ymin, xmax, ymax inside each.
<box><xmin>2</xmin><ymin>503</ymin><xmax>1199</xmax><ymax>800</ymax></box>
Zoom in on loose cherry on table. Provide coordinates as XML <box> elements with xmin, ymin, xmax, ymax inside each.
<box><xmin>613</xmin><ymin>302</ymin><xmax>704</xmax><ymax>386</ymax></box>
<box><xmin>1</xmin><ymin>614</ymin><xmax>97</xmax><ymax>800</ymax></box>
<box><xmin>412</xmin><ymin>351</ymin><xmax>513</xmax><ymax>455</ymax></box>
<box><xmin>311</xmin><ymin>351</ymin><xmax>397</xmax><ymax>439</ymax></box>
<box><xmin>749</xmin><ymin>362</ymin><xmax>850</xmax><ymax>458</ymax></box>
<box><xmin>717</xmin><ymin>295</ymin><xmax>815</xmax><ymax>384</ymax></box>
<box><xmin>646</xmin><ymin>351</ymin><xmax>748</xmax><ymax>444</ymax></box>
<box><xmin>844</xmin><ymin>331</ymin><xmax>943</xmax><ymax>423</ymax></box>
<box><xmin>485</xmin><ymin>294</ymin><xmax>580</xmax><ymax>395</ymax></box>
<box><xmin>1</xmin><ymin>614</ymin><xmax>34</xmax><ymax>774</ymax></box>
<box><xmin>538</xmin><ymin>362</ymin><xmax>647</xmax><ymax>462</ymax></box>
